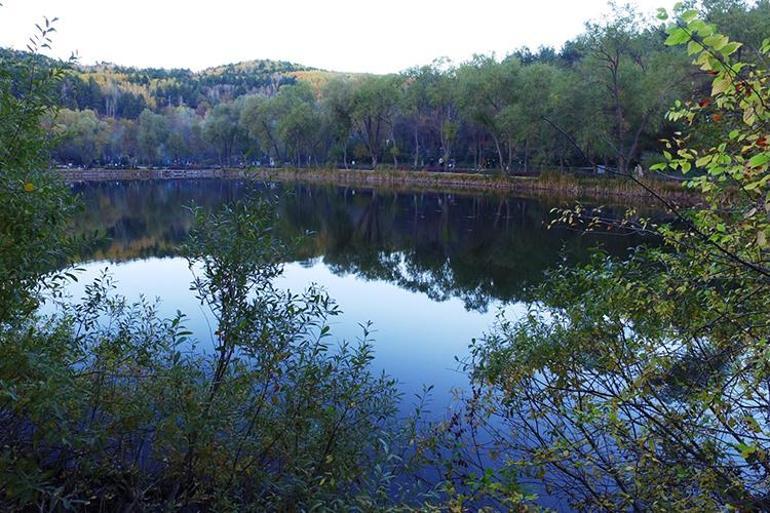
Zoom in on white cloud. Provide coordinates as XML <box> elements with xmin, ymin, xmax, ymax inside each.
<box><xmin>0</xmin><ymin>0</ymin><xmax>675</xmax><ymax>73</ymax></box>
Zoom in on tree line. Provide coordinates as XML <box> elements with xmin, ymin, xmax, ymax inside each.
<box><xmin>25</xmin><ymin>0</ymin><xmax>766</xmax><ymax>173</ymax></box>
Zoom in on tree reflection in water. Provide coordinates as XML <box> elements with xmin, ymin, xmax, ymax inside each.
<box><xmin>72</xmin><ymin>179</ymin><xmax>651</xmax><ymax>312</ymax></box>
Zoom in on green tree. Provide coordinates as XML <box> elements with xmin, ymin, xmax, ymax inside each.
<box><xmin>402</xmin><ymin>61</ymin><xmax>460</xmax><ymax>168</ymax></box>
<box><xmin>456</xmin><ymin>56</ymin><xmax>521</xmax><ymax>171</ymax></box>
<box><xmin>240</xmin><ymin>94</ymin><xmax>284</xmax><ymax>165</ymax></box>
<box><xmin>137</xmin><ymin>108</ymin><xmax>170</xmax><ymax>165</ymax></box>
<box><xmin>350</xmin><ymin>75</ymin><xmax>400</xmax><ymax>169</ymax></box>
<box><xmin>322</xmin><ymin>77</ymin><xmax>355</xmax><ymax>168</ymax></box>
<box><xmin>49</xmin><ymin>108</ymin><xmax>109</xmax><ymax>165</ymax></box>
<box><xmin>574</xmin><ymin>4</ymin><xmax>690</xmax><ymax>171</ymax></box>
<box><xmin>165</xmin><ymin>105</ymin><xmax>203</xmax><ymax>164</ymax></box>
<box><xmin>510</xmin><ymin>63</ymin><xmax>560</xmax><ymax>172</ymax></box>
<box><xmin>275</xmin><ymin>83</ymin><xmax>322</xmax><ymax>167</ymax></box>
<box><xmin>202</xmin><ymin>100</ymin><xmax>245</xmax><ymax>166</ymax></box>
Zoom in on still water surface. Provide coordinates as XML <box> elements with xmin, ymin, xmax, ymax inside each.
<box><xmin>67</xmin><ymin>179</ymin><xmax>645</xmax><ymax>414</ymax></box>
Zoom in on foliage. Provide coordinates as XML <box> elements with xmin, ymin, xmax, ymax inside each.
<box><xmin>0</xmin><ymin>19</ymin><xmax>80</xmax><ymax>324</ymax></box>
<box><xmin>468</xmin><ymin>8</ymin><xmax>770</xmax><ymax>511</ymax></box>
<box><xmin>574</xmin><ymin>3</ymin><xmax>691</xmax><ymax>172</ymax></box>
<box><xmin>201</xmin><ymin>101</ymin><xmax>245</xmax><ymax>166</ymax></box>
<box><xmin>8</xmin><ymin>2</ymin><xmax>768</xmax><ymax>171</ymax></box>
<box><xmin>350</xmin><ymin>75</ymin><xmax>401</xmax><ymax>168</ymax></box>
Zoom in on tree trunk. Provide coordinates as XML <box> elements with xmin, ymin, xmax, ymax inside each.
<box><xmin>493</xmin><ymin>136</ymin><xmax>505</xmax><ymax>172</ymax></box>
<box><xmin>524</xmin><ymin>139</ymin><xmax>530</xmax><ymax>174</ymax></box>
<box><xmin>612</xmin><ymin>65</ymin><xmax>627</xmax><ymax>174</ymax></box>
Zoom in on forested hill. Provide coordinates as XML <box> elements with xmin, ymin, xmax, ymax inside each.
<box><xmin>0</xmin><ymin>47</ymin><xmax>316</xmax><ymax>116</ymax></box>
<box><xmin>2</xmin><ymin>1</ymin><xmax>768</xmax><ymax>171</ymax></box>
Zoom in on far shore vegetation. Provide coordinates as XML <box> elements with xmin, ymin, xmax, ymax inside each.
<box><xmin>61</xmin><ymin>165</ymin><xmax>699</xmax><ymax>203</ymax></box>
<box><xmin>8</xmin><ymin>1</ymin><xmax>764</xmax><ymax>180</ymax></box>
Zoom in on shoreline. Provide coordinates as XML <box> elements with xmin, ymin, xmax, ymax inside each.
<box><xmin>59</xmin><ymin>167</ymin><xmax>697</xmax><ymax>204</ymax></box>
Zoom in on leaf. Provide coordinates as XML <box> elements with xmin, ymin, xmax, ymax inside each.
<box><xmin>695</xmin><ymin>155</ymin><xmax>712</xmax><ymax>168</ymax></box>
<box><xmin>665</xmin><ymin>27</ymin><xmax>691</xmax><ymax>46</ymax></box>
<box><xmin>744</xmin><ymin>106</ymin><xmax>757</xmax><ymax>125</ymax></box>
<box><xmin>703</xmin><ymin>34</ymin><xmax>729</xmax><ymax>51</ymax></box>
<box><xmin>748</xmin><ymin>153</ymin><xmax>770</xmax><ymax>168</ymax></box>
<box><xmin>737</xmin><ymin>442</ymin><xmax>758</xmax><ymax>459</ymax></box>
<box><xmin>720</xmin><ymin>41</ymin><xmax>742</xmax><ymax>57</ymax></box>
<box><xmin>711</xmin><ymin>75</ymin><xmax>731</xmax><ymax>96</ymax></box>
<box><xmin>681</xmin><ymin>9</ymin><xmax>698</xmax><ymax>23</ymax></box>
<box><xmin>689</xmin><ymin>19</ymin><xmax>713</xmax><ymax>37</ymax></box>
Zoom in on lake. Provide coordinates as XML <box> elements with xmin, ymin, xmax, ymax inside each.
<box><xmin>65</xmin><ymin>178</ymin><xmax>646</xmax><ymax>416</ymax></box>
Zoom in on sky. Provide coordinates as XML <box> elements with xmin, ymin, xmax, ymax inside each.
<box><xmin>0</xmin><ymin>0</ymin><xmax>675</xmax><ymax>74</ymax></box>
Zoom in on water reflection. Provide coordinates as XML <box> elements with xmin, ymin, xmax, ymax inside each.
<box><xmin>73</xmin><ymin>179</ymin><xmax>644</xmax><ymax>312</ymax></box>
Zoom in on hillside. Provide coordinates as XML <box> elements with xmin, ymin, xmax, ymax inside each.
<box><xmin>0</xmin><ymin>47</ymin><xmax>317</xmax><ymax>116</ymax></box>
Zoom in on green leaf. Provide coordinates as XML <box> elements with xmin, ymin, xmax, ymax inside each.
<box><xmin>720</xmin><ymin>41</ymin><xmax>742</xmax><ymax>57</ymax></box>
<box><xmin>748</xmin><ymin>153</ymin><xmax>770</xmax><ymax>168</ymax></box>
<box><xmin>695</xmin><ymin>51</ymin><xmax>719</xmax><ymax>72</ymax></box>
<box><xmin>703</xmin><ymin>34</ymin><xmax>729</xmax><ymax>51</ymax></box>
<box><xmin>695</xmin><ymin>155</ymin><xmax>712</xmax><ymax>168</ymax></box>
<box><xmin>665</xmin><ymin>27</ymin><xmax>691</xmax><ymax>46</ymax></box>
<box><xmin>737</xmin><ymin>442</ymin><xmax>758</xmax><ymax>459</ymax></box>
<box><xmin>681</xmin><ymin>9</ymin><xmax>698</xmax><ymax>23</ymax></box>
<box><xmin>689</xmin><ymin>19</ymin><xmax>714</xmax><ymax>37</ymax></box>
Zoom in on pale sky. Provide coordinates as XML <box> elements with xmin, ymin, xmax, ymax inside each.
<box><xmin>0</xmin><ymin>0</ymin><xmax>674</xmax><ymax>73</ymax></box>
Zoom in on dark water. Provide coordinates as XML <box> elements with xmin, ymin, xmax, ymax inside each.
<box><xmin>66</xmin><ymin>179</ymin><xmax>647</xmax><ymax>415</ymax></box>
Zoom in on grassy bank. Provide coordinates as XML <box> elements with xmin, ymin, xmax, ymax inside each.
<box><xmin>254</xmin><ymin>167</ymin><xmax>693</xmax><ymax>201</ymax></box>
<box><xmin>61</xmin><ymin>167</ymin><xmax>697</xmax><ymax>204</ymax></box>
